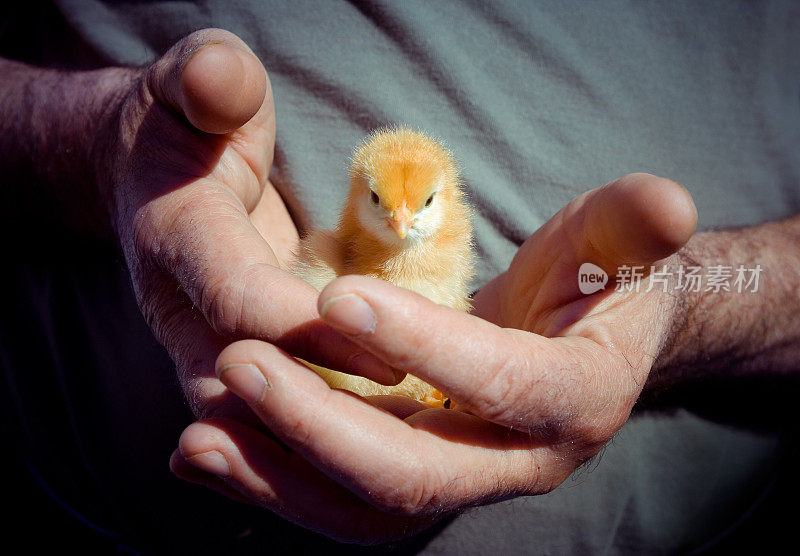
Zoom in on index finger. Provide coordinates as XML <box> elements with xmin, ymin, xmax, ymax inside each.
<box><xmin>316</xmin><ymin>275</ymin><xmax>587</xmax><ymax>429</ymax></box>
<box><xmin>214</xmin><ymin>339</ymin><xmax>563</xmax><ymax>516</ymax></box>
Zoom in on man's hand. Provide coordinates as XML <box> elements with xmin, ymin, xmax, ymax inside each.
<box><xmin>1</xmin><ymin>29</ymin><xmax>398</xmax><ymax>427</ymax></box>
<box><xmin>101</xmin><ymin>29</ymin><xmax>403</xmax><ymax>423</ymax></box>
<box><xmin>170</xmin><ymin>173</ymin><xmax>699</xmax><ymax>543</ymax></box>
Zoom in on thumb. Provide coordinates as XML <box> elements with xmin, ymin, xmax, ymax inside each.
<box><xmin>487</xmin><ymin>173</ymin><xmax>697</xmax><ymax>328</ymax></box>
<box><xmin>579</xmin><ymin>173</ymin><xmax>697</xmax><ymax>271</ymax></box>
<box><xmin>508</xmin><ymin>173</ymin><xmax>697</xmax><ymax>292</ymax></box>
<box><xmin>146</xmin><ymin>28</ymin><xmax>267</xmax><ymax>134</ymax></box>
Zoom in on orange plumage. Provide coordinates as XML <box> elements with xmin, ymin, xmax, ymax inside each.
<box><xmin>293</xmin><ymin>127</ymin><xmax>474</xmax><ymax>402</ymax></box>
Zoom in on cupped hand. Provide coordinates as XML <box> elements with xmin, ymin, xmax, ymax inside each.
<box><xmin>101</xmin><ymin>29</ymin><xmax>394</xmax><ymax>425</ymax></box>
<box><xmin>172</xmin><ymin>174</ymin><xmax>696</xmax><ymax>543</ymax></box>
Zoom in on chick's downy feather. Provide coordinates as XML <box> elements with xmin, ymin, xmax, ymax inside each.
<box><xmin>293</xmin><ymin>127</ymin><xmax>474</xmax><ymax>402</ymax></box>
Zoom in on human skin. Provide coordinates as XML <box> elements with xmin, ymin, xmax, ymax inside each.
<box><xmin>1</xmin><ymin>28</ymin><xmax>400</xmax><ymax>430</ymax></box>
<box><xmin>173</xmin><ymin>191</ymin><xmax>800</xmax><ymax>545</ymax></box>
<box><xmin>2</xmin><ymin>28</ymin><xmax>797</xmax><ymax>545</ymax></box>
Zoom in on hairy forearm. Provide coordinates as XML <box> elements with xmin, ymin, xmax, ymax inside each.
<box><xmin>650</xmin><ymin>215</ymin><xmax>800</xmax><ymax>389</ymax></box>
<box><xmin>0</xmin><ymin>57</ymin><xmax>138</xmax><ymax>234</ymax></box>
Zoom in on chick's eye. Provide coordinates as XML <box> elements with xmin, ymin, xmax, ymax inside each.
<box><xmin>425</xmin><ymin>193</ymin><xmax>435</xmax><ymax>208</ymax></box>
<box><xmin>370</xmin><ymin>191</ymin><xmax>380</xmax><ymax>205</ymax></box>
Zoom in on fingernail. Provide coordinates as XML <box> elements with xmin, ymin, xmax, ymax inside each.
<box><xmin>183</xmin><ymin>41</ymin><xmax>224</xmax><ymax>69</ymax></box>
<box><xmin>185</xmin><ymin>450</ymin><xmax>231</xmax><ymax>478</ymax></box>
<box><xmin>348</xmin><ymin>352</ymin><xmax>403</xmax><ymax>385</ymax></box>
<box><xmin>320</xmin><ymin>293</ymin><xmax>376</xmax><ymax>335</ymax></box>
<box><xmin>217</xmin><ymin>363</ymin><xmax>270</xmax><ymax>404</ymax></box>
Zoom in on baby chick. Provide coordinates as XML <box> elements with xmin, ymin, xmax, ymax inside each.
<box><xmin>293</xmin><ymin>127</ymin><xmax>474</xmax><ymax>404</ymax></box>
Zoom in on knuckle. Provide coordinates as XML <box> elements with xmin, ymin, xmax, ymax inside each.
<box><xmin>561</xmin><ymin>353</ymin><xmax>635</xmax><ymax>449</ymax></box>
<box><xmin>282</xmin><ymin>413</ymin><xmax>314</xmax><ymax>448</ymax></box>
<box><xmin>397</xmin><ymin>336</ymin><xmax>436</xmax><ymax>378</ymax></box>
<box><xmin>184</xmin><ymin>373</ymin><xmax>240</xmax><ymax>420</ymax></box>
<box><xmin>377</xmin><ymin>301</ymin><xmax>451</xmax><ymax>375</ymax></box>
<box><xmin>127</xmin><ymin>196</ymin><xmax>189</xmax><ymax>272</ymax></box>
<box><xmin>128</xmin><ymin>196</ymin><xmax>270</xmax><ymax>342</ymax></box>
<box><xmin>459</xmin><ymin>346</ymin><xmax>529</xmax><ymax>426</ymax></box>
<box><xmin>136</xmin><ymin>274</ymin><xmax>191</xmax><ymax>348</ymax></box>
<box><xmin>396</xmin><ymin>481</ymin><xmax>435</xmax><ymax>516</ymax></box>
<box><xmin>128</xmin><ymin>202</ymin><xmax>165</xmax><ymax>264</ymax></box>
<box><xmin>199</xmin><ymin>271</ymin><xmax>247</xmax><ymax>337</ymax></box>
<box><xmin>151</xmin><ymin>298</ymin><xmax>188</xmax><ymax>348</ymax></box>
<box><xmin>280</xmin><ymin>388</ymin><xmax>334</xmax><ymax>448</ymax></box>
<box><xmin>570</xmin><ymin>406</ymin><xmax>629</xmax><ymax>450</ymax></box>
<box><xmin>372</xmin><ymin>461</ymin><xmax>441</xmax><ymax>517</ymax></box>
<box><xmin>199</xmin><ymin>262</ymin><xmax>267</xmax><ymax>338</ymax></box>
<box><xmin>188</xmin><ymin>387</ymin><xmax>219</xmax><ymax>419</ymax></box>
<box><xmin>183</xmin><ymin>375</ymin><xmax>213</xmax><ymax>419</ymax></box>
<box><xmin>527</xmin><ymin>416</ymin><xmax>574</xmax><ymax>445</ymax></box>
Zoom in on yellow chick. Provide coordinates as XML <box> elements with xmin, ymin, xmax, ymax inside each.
<box><xmin>293</xmin><ymin>127</ymin><xmax>474</xmax><ymax>404</ymax></box>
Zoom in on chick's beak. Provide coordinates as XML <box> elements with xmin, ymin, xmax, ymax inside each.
<box><xmin>388</xmin><ymin>204</ymin><xmax>413</xmax><ymax>239</ymax></box>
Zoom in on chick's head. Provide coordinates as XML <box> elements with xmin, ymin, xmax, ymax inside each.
<box><xmin>349</xmin><ymin>127</ymin><xmax>464</xmax><ymax>245</ymax></box>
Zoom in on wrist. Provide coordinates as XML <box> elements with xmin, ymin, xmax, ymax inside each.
<box><xmin>0</xmin><ymin>59</ymin><xmax>141</xmax><ymax>236</ymax></box>
<box><xmin>646</xmin><ymin>218</ymin><xmax>800</xmax><ymax>392</ymax></box>
<box><xmin>645</xmin><ymin>249</ymin><xmax>703</xmax><ymax>391</ymax></box>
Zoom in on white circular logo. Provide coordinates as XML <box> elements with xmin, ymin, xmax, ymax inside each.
<box><xmin>578</xmin><ymin>263</ymin><xmax>608</xmax><ymax>295</ymax></box>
